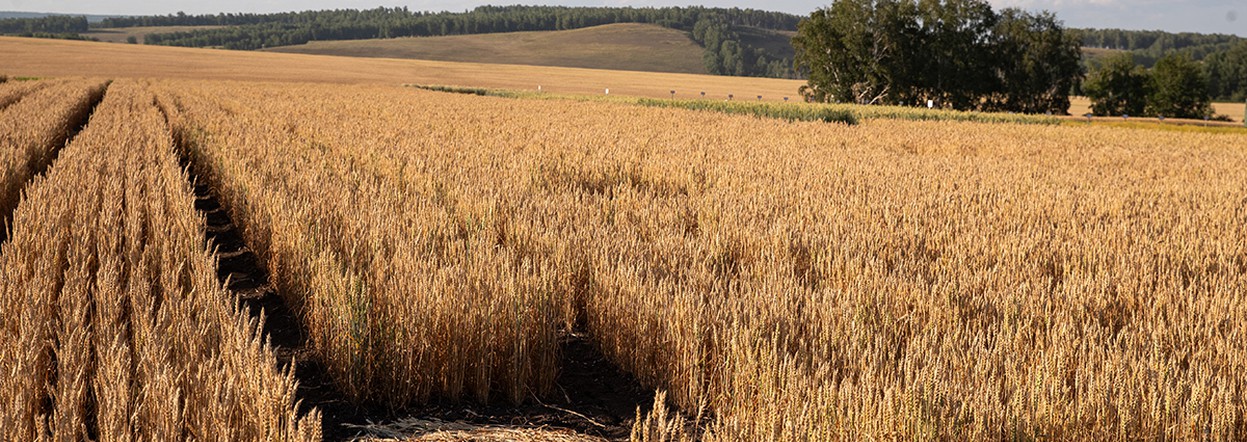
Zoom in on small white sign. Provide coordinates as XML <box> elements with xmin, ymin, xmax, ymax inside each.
<box><xmin>927</xmin><ymin>99</ymin><xmax>934</xmax><ymax>109</ymax></box>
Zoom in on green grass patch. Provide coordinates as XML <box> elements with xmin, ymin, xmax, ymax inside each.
<box><xmin>412</xmin><ymin>84</ymin><xmax>522</xmax><ymax>97</ymax></box>
<box><xmin>407</xmin><ymin>84</ymin><xmax>1063</xmax><ymax>126</ymax></box>
<box><xmin>635</xmin><ymin>97</ymin><xmax>857</xmax><ymax>124</ymax></box>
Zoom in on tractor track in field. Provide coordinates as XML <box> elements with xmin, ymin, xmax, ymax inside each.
<box><xmin>191</xmin><ymin>176</ymin><xmax>656</xmax><ymax>441</ymax></box>
<box><xmin>0</xmin><ymin>81</ymin><xmax>108</xmax><ymax>245</ymax></box>
<box><xmin>190</xmin><ymin>180</ymin><xmax>373</xmax><ymax>440</ymax></box>
<box><xmin>178</xmin><ymin>133</ymin><xmax>653</xmax><ymax>441</ymax></box>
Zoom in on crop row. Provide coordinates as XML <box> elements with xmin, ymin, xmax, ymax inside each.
<box><xmin>0</xmin><ymin>79</ymin><xmax>105</xmax><ymax>236</ymax></box>
<box><xmin>0</xmin><ymin>80</ymin><xmax>318</xmax><ymax>441</ymax></box>
<box><xmin>0</xmin><ymin>79</ymin><xmax>51</xmax><ymax>110</ymax></box>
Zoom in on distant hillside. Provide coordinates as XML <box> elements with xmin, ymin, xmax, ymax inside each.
<box><xmin>737</xmin><ymin>26</ymin><xmax>796</xmax><ymax>61</ymax></box>
<box><xmin>83</xmin><ymin>25</ymin><xmax>226</xmax><ymax>43</ymax></box>
<box><xmin>127</xmin><ymin>6</ymin><xmax>801</xmax><ymax>78</ymax></box>
<box><xmin>9</xmin><ymin>7</ymin><xmax>1243</xmax><ymax>97</ymax></box>
<box><xmin>264</xmin><ymin>23</ymin><xmax>707</xmax><ymax>75</ymax></box>
<box><xmin>1076</xmin><ymin>28</ymin><xmax>1242</xmax><ymax>64</ymax></box>
<box><xmin>1076</xmin><ymin>28</ymin><xmax>1247</xmax><ymax>101</ymax></box>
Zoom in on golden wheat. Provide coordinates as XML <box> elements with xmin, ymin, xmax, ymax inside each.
<box><xmin>0</xmin><ymin>79</ymin><xmax>52</xmax><ymax>110</ymax></box>
<box><xmin>0</xmin><ymin>80</ymin><xmax>319</xmax><ymax>441</ymax></box>
<box><xmin>0</xmin><ymin>79</ymin><xmax>105</xmax><ymax>235</ymax></box>
<box><xmin>147</xmin><ymin>79</ymin><xmax>1247</xmax><ymax>441</ymax></box>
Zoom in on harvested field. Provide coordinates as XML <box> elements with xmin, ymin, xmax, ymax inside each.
<box><xmin>264</xmin><ymin>23</ymin><xmax>707</xmax><ymax>74</ymax></box>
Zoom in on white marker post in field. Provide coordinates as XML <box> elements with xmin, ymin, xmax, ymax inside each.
<box><xmin>605</xmin><ymin>88</ymin><xmax>609</xmax><ymax>95</ymax></box>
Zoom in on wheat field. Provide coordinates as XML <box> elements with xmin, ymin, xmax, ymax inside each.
<box><xmin>0</xmin><ymin>79</ymin><xmax>104</xmax><ymax>234</ymax></box>
<box><xmin>152</xmin><ymin>80</ymin><xmax>1244</xmax><ymax>440</ymax></box>
<box><xmin>0</xmin><ymin>80</ymin><xmax>318</xmax><ymax>441</ymax></box>
<box><xmin>0</xmin><ymin>73</ymin><xmax>1244</xmax><ymax>440</ymax></box>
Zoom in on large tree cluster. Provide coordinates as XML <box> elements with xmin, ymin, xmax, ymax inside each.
<box><xmin>792</xmin><ymin>0</ymin><xmax>1082</xmax><ymax>114</ymax></box>
<box><xmin>1083</xmin><ymin>52</ymin><xmax>1214</xmax><ymax>119</ymax></box>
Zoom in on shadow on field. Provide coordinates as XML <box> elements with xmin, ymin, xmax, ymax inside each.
<box><xmin>188</xmin><ymin>179</ymin><xmax>652</xmax><ymax>441</ymax></box>
<box><xmin>191</xmin><ymin>180</ymin><xmax>370</xmax><ymax>438</ymax></box>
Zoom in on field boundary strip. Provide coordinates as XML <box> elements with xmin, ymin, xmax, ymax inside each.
<box><xmin>406</xmin><ymin>83</ymin><xmax>1069</xmax><ymax>126</ymax></box>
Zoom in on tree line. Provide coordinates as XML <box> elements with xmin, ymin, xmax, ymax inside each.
<box><xmin>1082</xmin><ymin>52</ymin><xmax>1218</xmax><ymax>119</ymax></box>
<box><xmin>1077</xmin><ymin>28</ymin><xmax>1246</xmax><ymax>102</ymax></box>
<box><xmin>793</xmin><ymin>0</ymin><xmax>1082</xmax><ymax>114</ymax></box>
<box><xmin>97</xmin><ymin>6</ymin><xmax>800</xmax><ymax>30</ymax></box>
<box><xmin>0</xmin><ymin>15</ymin><xmax>87</xmax><ymax>34</ymax></box>
<box><xmin>691</xmin><ymin>17</ymin><xmax>796</xmax><ymax>78</ymax></box>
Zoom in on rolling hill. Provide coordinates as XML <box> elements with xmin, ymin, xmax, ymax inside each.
<box><xmin>0</xmin><ymin>36</ymin><xmax>805</xmax><ymax>100</ymax></box>
<box><xmin>82</xmin><ymin>25</ymin><xmax>227</xmax><ymax>43</ymax></box>
<box><xmin>262</xmin><ymin>23</ymin><xmax>709</xmax><ymax>75</ymax></box>
<box><xmin>736</xmin><ymin>26</ymin><xmax>797</xmax><ymax>61</ymax></box>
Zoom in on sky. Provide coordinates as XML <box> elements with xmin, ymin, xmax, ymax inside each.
<box><xmin>4</xmin><ymin>0</ymin><xmax>1244</xmax><ymax>36</ymax></box>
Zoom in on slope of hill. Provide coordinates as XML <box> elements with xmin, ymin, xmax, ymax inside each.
<box><xmin>82</xmin><ymin>25</ymin><xmax>226</xmax><ymax>43</ymax></box>
<box><xmin>0</xmin><ymin>36</ymin><xmax>805</xmax><ymax>100</ymax></box>
<box><xmin>264</xmin><ymin>23</ymin><xmax>708</xmax><ymax>75</ymax></box>
<box><xmin>736</xmin><ymin>26</ymin><xmax>796</xmax><ymax>61</ymax></box>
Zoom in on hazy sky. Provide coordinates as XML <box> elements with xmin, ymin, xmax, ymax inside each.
<box><xmin>5</xmin><ymin>0</ymin><xmax>1244</xmax><ymax>36</ymax></box>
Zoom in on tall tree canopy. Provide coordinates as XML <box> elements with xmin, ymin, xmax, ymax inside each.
<box><xmin>1083</xmin><ymin>52</ymin><xmax>1214</xmax><ymax>119</ymax></box>
<box><xmin>793</xmin><ymin>0</ymin><xmax>1082</xmax><ymax>114</ymax></box>
<box><xmin>1146</xmin><ymin>53</ymin><xmax>1213</xmax><ymax>119</ymax></box>
<box><xmin>1082</xmin><ymin>53</ymin><xmax>1150</xmax><ymax>117</ymax></box>
<box><xmin>1204</xmin><ymin>41</ymin><xmax>1247</xmax><ymax>102</ymax></box>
